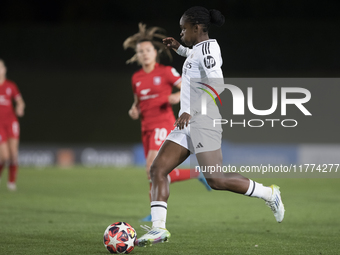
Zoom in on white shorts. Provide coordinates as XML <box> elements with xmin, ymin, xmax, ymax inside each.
<box><xmin>166</xmin><ymin>116</ymin><xmax>222</xmax><ymax>154</ymax></box>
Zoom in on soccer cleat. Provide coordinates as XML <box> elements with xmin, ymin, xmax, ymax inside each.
<box><xmin>140</xmin><ymin>214</ymin><xmax>152</xmax><ymax>222</ymax></box>
<box><xmin>198</xmin><ymin>172</ymin><xmax>212</xmax><ymax>191</ymax></box>
<box><xmin>7</xmin><ymin>182</ymin><xmax>17</xmax><ymax>191</ymax></box>
<box><xmin>136</xmin><ymin>226</ymin><xmax>171</xmax><ymax>247</ymax></box>
<box><xmin>265</xmin><ymin>185</ymin><xmax>285</xmax><ymax>223</ymax></box>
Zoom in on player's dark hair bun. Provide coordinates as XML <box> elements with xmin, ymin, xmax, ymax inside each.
<box><xmin>183</xmin><ymin>6</ymin><xmax>224</xmax><ymax>32</ymax></box>
<box><xmin>209</xmin><ymin>9</ymin><xmax>225</xmax><ymax>27</ymax></box>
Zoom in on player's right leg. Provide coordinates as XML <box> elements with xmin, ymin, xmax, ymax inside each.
<box><xmin>0</xmin><ymin>141</ymin><xmax>10</xmax><ymax>186</ymax></box>
<box><xmin>136</xmin><ymin>140</ymin><xmax>190</xmax><ymax>247</ymax></box>
<box><xmin>7</xmin><ymin>138</ymin><xmax>19</xmax><ymax>191</ymax></box>
<box><xmin>141</xmin><ymin>127</ymin><xmax>210</xmax><ymax>223</ymax></box>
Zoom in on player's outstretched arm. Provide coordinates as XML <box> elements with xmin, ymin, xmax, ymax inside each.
<box><xmin>164</xmin><ymin>37</ymin><xmax>192</xmax><ymax>57</ymax></box>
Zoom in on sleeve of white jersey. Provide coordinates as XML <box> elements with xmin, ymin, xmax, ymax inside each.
<box><xmin>199</xmin><ymin>42</ymin><xmax>223</xmax><ymax>78</ymax></box>
<box><xmin>191</xmin><ymin>42</ymin><xmax>224</xmax><ymax>115</ymax></box>
<box><xmin>176</xmin><ymin>45</ymin><xmax>193</xmax><ymax>57</ymax></box>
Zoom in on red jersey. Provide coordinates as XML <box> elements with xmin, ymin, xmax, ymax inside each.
<box><xmin>132</xmin><ymin>63</ymin><xmax>181</xmax><ymax>132</ymax></box>
<box><xmin>0</xmin><ymin>79</ymin><xmax>21</xmax><ymax>121</ymax></box>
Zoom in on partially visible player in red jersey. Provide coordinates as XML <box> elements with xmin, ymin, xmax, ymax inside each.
<box><xmin>124</xmin><ymin>24</ymin><xmax>211</xmax><ymax>221</ymax></box>
<box><xmin>0</xmin><ymin>59</ymin><xmax>25</xmax><ymax>191</ymax></box>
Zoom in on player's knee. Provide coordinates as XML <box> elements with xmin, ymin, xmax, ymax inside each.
<box><xmin>0</xmin><ymin>153</ymin><xmax>10</xmax><ymax>163</ymax></box>
<box><xmin>149</xmin><ymin>161</ymin><xmax>167</xmax><ymax>181</ymax></box>
<box><xmin>149</xmin><ymin>163</ymin><xmax>157</xmax><ymax>181</ymax></box>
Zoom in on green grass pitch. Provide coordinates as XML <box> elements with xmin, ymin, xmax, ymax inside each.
<box><xmin>0</xmin><ymin>166</ymin><xmax>339</xmax><ymax>254</ymax></box>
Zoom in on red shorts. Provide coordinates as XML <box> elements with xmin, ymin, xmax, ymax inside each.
<box><xmin>142</xmin><ymin>126</ymin><xmax>174</xmax><ymax>158</ymax></box>
<box><xmin>0</xmin><ymin>119</ymin><xmax>20</xmax><ymax>143</ymax></box>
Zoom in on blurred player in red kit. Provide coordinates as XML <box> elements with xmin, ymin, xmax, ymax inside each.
<box><xmin>0</xmin><ymin>59</ymin><xmax>25</xmax><ymax>191</ymax></box>
<box><xmin>124</xmin><ymin>24</ymin><xmax>211</xmax><ymax>221</ymax></box>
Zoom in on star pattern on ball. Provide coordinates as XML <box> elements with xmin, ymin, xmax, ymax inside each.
<box><xmin>115</xmin><ymin>222</ymin><xmax>131</xmax><ymax>233</ymax></box>
<box><xmin>108</xmin><ymin>231</ymin><xmax>120</xmax><ymax>247</ymax></box>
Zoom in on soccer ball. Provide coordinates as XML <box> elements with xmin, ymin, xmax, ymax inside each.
<box><xmin>103</xmin><ymin>222</ymin><xmax>137</xmax><ymax>254</ymax></box>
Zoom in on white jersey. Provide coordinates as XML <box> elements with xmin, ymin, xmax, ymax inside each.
<box><xmin>176</xmin><ymin>39</ymin><xmax>224</xmax><ymax>121</ymax></box>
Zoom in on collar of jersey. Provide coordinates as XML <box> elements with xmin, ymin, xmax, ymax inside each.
<box><xmin>194</xmin><ymin>39</ymin><xmax>216</xmax><ymax>48</ymax></box>
<box><xmin>142</xmin><ymin>62</ymin><xmax>159</xmax><ymax>74</ymax></box>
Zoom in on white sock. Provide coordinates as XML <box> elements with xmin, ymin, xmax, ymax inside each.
<box><xmin>151</xmin><ymin>201</ymin><xmax>167</xmax><ymax>229</ymax></box>
<box><xmin>244</xmin><ymin>180</ymin><xmax>272</xmax><ymax>201</ymax></box>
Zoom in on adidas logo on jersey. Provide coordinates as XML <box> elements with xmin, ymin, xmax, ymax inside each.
<box><xmin>196</xmin><ymin>142</ymin><xmax>204</xmax><ymax>149</ymax></box>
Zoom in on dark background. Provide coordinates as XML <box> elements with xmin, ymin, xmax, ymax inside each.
<box><xmin>1</xmin><ymin>0</ymin><xmax>339</xmax><ymax>144</ymax></box>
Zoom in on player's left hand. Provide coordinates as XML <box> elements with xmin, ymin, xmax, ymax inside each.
<box><xmin>16</xmin><ymin>106</ymin><xmax>24</xmax><ymax>117</ymax></box>
<box><xmin>168</xmin><ymin>93</ymin><xmax>180</xmax><ymax>104</ymax></box>
<box><xmin>128</xmin><ymin>106</ymin><xmax>139</xmax><ymax>120</ymax></box>
<box><xmin>174</xmin><ymin>112</ymin><xmax>191</xmax><ymax>130</ymax></box>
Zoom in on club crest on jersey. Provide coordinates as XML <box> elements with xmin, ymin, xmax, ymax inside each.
<box><xmin>6</xmin><ymin>88</ymin><xmax>11</xmax><ymax>95</ymax></box>
<box><xmin>204</xmin><ymin>55</ymin><xmax>216</xmax><ymax>69</ymax></box>
<box><xmin>153</xmin><ymin>76</ymin><xmax>161</xmax><ymax>85</ymax></box>
<box><xmin>171</xmin><ymin>67</ymin><xmax>180</xmax><ymax>77</ymax></box>
<box><xmin>136</xmin><ymin>81</ymin><xmax>141</xmax><ymax>87</ymax></box>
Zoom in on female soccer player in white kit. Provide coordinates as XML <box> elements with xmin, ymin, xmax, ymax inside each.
<box><xmin>124</xmin><ymin>23</ymin><xmax>212</xmax><ymax>222</ymax></box>
<box><xmin>136</xmin><ymin>6</ymin><xmax>285</xmax><ymax>247</ymax></box>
